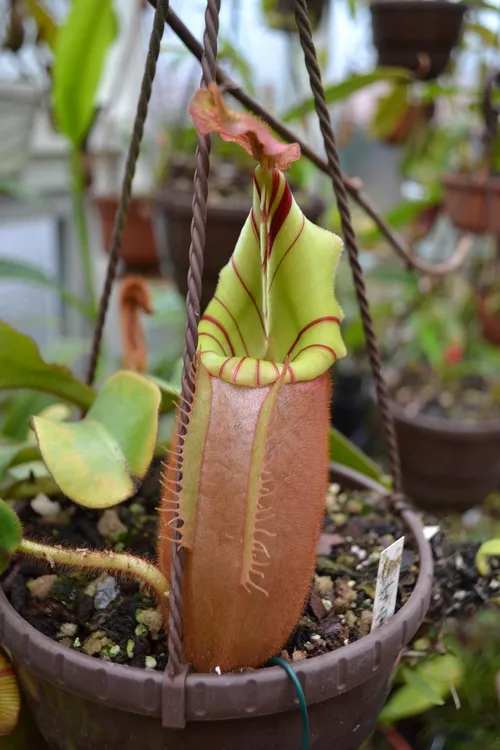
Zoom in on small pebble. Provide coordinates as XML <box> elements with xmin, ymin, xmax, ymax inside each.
<box><xmin>26</xmin><ymin>574</ymin><xmax>58</xmax><ymax>600</ymax></box>
<box><xmin>145</xmin><ymin>656</ymin><xmax>157</xmax><ymax>670</ymax></box>
<box><xmin>94</xmin><ymin>576</ymin><xmax>119</xmax><ymax>611</ymax></box>
<box><xmin>136</xmin><ymin>609</ymin><xmax>163</xmax><ymax>636</ymax></box>
<box><xmin>31</xmin><ymin>494</ymin><xmax>62</xmax><ymax>517</ymax></box>
<box><xmin>322</xmin><ymin>599</ymin><xmax>333</xmax><ymax>612</ymax></box>
<box><xmin>58</xmin><ymin>622</ymin><xmax>78</xmax><ymax>638</ymax></box>
<box><xmin>97</xmin><ymin>509</ymin><xmax>127</xmax><ymax>541</ymax></box>
<box><xmin>215</xmin><ymin>666</ymin><xmax>222</xmax><ymax>675</ymax></box>
<box><xmin>292</xmin><ymin>649</ymin><xmax>307</xmax><ymax>662</ymax></box>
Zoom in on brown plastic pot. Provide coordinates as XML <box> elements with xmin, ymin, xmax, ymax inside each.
<box><xmin>442</xmin><ymin>173</ymin><xmax>500</xmax><ymax>235</ymax></box>
<box><xmin>0</xmin><ymin>464</ymin><xmax>432</xmax><ymax>750</ymax></box>
<box><xmin>154</xmin><ymin>189</ymin><xmax>325</xmax><ymax>314</ymax></box>
<box><xmin>477</xmin><ymin>293</ymin><xmax>500</xmax><ymax>345</ymax></box>
<box><xmin>392</xmin><ymin>403</ymin><xmax>500</xmax><ymax>510</ymax></box>
<box><xmin>95</xmin><ymin>196</ymin><xmax>162</xmax><ymax>275</ymax></box>
<box><xmin>370</xmin><ymin>1</ymin><xmax>467</xmax><ymax>80</ymax></box>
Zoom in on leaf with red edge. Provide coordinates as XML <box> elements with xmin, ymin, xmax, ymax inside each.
<box><xmin>189</xmin><ymin>83</ymin><xmax>300</xmax><ymax>171</ymax></box>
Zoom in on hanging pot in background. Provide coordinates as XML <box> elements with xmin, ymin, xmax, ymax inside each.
<box><xmin>370</xmin><ymin>1</ymin><xmax>467</xmax><ymax>80</ymax></box>
<box><xmin>442</xmin><ymin>173</ymin><xmax>500</xmax><ymax>235</ymax></box>
<box><xmin>392</xmin><ymin>402</ymin><xmax>500</xmax><ymax>510</ymax></box>
<box><xmin>477</xmin><ymin>291</ymin><xmax>500</xmax><ymax>345</ymax></box>
<box><xmin>95</xmin><ymin>196</ymin><xmax>163</xmax><ymax>277</ymax></box>
<box><xmin>262</xmin><ymin>0</ymin><xmax>328</xmax><ymax>32</ymax></box>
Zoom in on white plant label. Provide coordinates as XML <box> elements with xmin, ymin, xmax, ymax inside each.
<box><xmin>371</xmin><ymin>536</ymin><xmax>405</xmax><ymax>632</ymax></box>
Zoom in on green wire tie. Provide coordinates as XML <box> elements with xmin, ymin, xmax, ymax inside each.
<box><xmin>269</xmin><ymin>657</ymin><xmax>310</xmax><ymax>750</ymax></box>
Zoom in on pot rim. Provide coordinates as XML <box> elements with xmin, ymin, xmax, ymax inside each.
<box><xmin>391</xmin><ymin>400</ymin><xmax>500</xmax><ymax>436</ymax></box>
<box><xmin>0</xmin><ymin>462</ymin><xmax>432</xmax><ymax>723</ymax></box>
<box><xmin>370</xmin><ymin>0</ymin><xmax>466</xmax><ymax>13</ymax></box>
<box><xmin>442</xmin><ymin>172</ymin><xmax>500</xmax><ymax>192</ymax></box>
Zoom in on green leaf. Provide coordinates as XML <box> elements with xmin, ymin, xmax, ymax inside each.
<box><xmin>379</xmin><ymin>655</ymin><xmax>464</xmax><ymax>724</ymax></box>
<box><xmin>0</xmin><ymin>322</ymin><xmax>95</xmax><ymax>410</ymax></box>
<box><xmin>476</xmin><ymin>539</ymin><xmax>500</xmax><ymax>576</ymax></box>
<box><xmin>25</xmin><ymin>0</ymin><xmax>58</xmax><ymax>51</ymax></box>
<box><xmin>283</xmin><ymin>68</ymin><xmax>412</xmax><ymax>122</ymax></box>
<box><xmin>147</xmin><ymin>375</ymin><xmax>180</xmax><ymax>414</ymax></box>
<box><xmin>53</xmin><ymin>0</ymin><xmax>117</xmax><ymax>145</ymax></box>
<box><xmin>0</xmin><ymin>259</ymin><xmax>94</xmax><ymax>321</ymax></box>
<box><xmin>466</xmin><ymin>22</ymin><xmax>498</xmax><ymax>47</ymax></box>
<box><xmin>32</xmin><ymin>372</ymin><xmax>161</xmax><ymax>508</ymax></box>
<box><xmin>0</xmin><ymin>441</ymin><xmax>33</xmax><ymax>482</ymax></box>
<box><xmin>400</xmin><ymin>666</ymin><xmax>446</xmax><ymax>706</ymax></box>
<box><xmin>0</xmin><ymin>499</ymin><xmax>22</xmax><ymax>574</ymax></box>
<box><xmin>370</xmin><ymin>83</ymin><xmax>409</xmax><ymax>141</ymax></box>
<box><xmin>329</xmin><ymin>426</ymin><xmax>385</xmax><ymax>483</ymax></box>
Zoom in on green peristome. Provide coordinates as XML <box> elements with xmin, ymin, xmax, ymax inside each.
<box><xmin>0</xmin><ymin>499</ymin><xmax>22</xmax><ymax>575</ymax></box>
<box><xmin>0</xmin><ymin>321</ymin><xmax>95</xmax><ymax>410</ymax></box>
<box><xmin>32</xmin><ymin>372</ymin><xmax>161</xmax><ymax>509</ymax></box>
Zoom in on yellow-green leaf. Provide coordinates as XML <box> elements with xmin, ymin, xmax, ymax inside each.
<box><xmin>25</xmin><ymin>0</ymin><xmax>58</xmax><ymax>51</ymax></box>
<box><xmin>0</xmin><ymin>500</ymin><xmax>21</xmax><ymax>575</ymax></box>
<box><xmin>32</xmin><ymin>372</ymin><xmax>161</xmax><ymax>509</ymax></box>
<box><xmin>379</xmin><ymin>655</ymin><xmax>464</xmax><ymax>724</ymax></box>
<box><xmin>198</xmin><ymin>166</ymin><xmax>346</xmax><ymax>386</ymax></box>
<box><xmin>0</xmin><ymin>649</ymin><xmax>20</xmax><ymax>738</ymax></box>
<box><xmin>476</xmin><ymin>539</ymin><xmax>500</xmax><ymax>576</ymax></box>
<box><xmin>283</xmin><ymin>68</ymin><xmax>412</xmax><ymax>122</ymax></box>
<box><xmin>0</xmin><ymin>322</ymin><xmax>95</xmax><ymax>410</ymax></box>
<box><xmin>146</xmin><ymin>375</ymin><xmax>180</xmax><ymax>414</ymax></box>
<box><xmin>53</xmin><ymin>0</ymin><xmax>117</xmax><ymax>145</ymax></box>
<box><xmin>329</xmin><ymin>426</ymin><xmax>385</xmax><ymax>483</ymax></box>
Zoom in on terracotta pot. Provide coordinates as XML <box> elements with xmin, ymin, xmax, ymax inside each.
<box><xmin>370</xmin><ymin>1</ymin><xmax>467</xmax><ymax>80</ymax></box>
<box><xmin>477</xmin><ymin>293</ymin><xmax>500</xmax><ymax>345</ymax></box>
<box><xmin>95</xmin><ymin>196</ymin><xmax>162</xmax><ymax>275</ymax></box>
<box><xmin>392</xmin><ymin>402</ymin><xmax>500</xmax><ymax>510</ymax></box>
<box><xmin>0</xmin><ymin>464</ymin><xmax>432</xmax><ymax>750</ymax></box>
<box><xmin>442</xmin><ymin>174</ymin><xmax>500</xmax><ymax>235</ymax></box>
<box><xmin>154</xmin><ymin>189</ymin><xmax>325</xmax><ymax>314</ymax></box>
<box><xmin>263</xmin><ymin>0</ymin><xmax>327</xmax><ymax>31</ymax></box>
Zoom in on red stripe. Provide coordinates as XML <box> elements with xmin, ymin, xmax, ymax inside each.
<box><xmin>291</xmin><ymin>343</ymin><xmax>338</xmax><ymax>362</ymax></box>
<box><xmin>288</xmin><ymin>365</ymin><xmax>296</xmax><ymax>383</ymax></box>
<box><xmin>272</xmin><ymin>362</ymin><xmax>280</xmax><ymax>379</ymax></box>
<box><xmin>267</xmin><ymin>182</ymin><xmax>293</xmax><ymax>261</ymax></box>
<box><xmin>199</xmin><ymin>331</ymin><xmax>228</xmax><ymax>356</ymax></box>
<box><xmin>232</xmin><ymin>357</ymin><xmax>247</xmax><ymax>383</ymax></box>
<box><xmin>230</xmin><ymin>257</ymin><xmax>266</xmax><ymax>336</ymax></box>
<box><xmin>218</xmin><ymin>357</ymin><xmax>232</xmax><ymax>378</ymax></box>
<box><xmin>214</xmin><ymin>295</ymin><xmax>249</xmax><ymax>356</ymax></box>
<box><xmin>286</xmin><ymin>316</ymin><xmax>340</xmax><ymax>358</ymax></box>
<box><xmin>201</xmin><ymin>315</ymin><xmax>235</xmax><ymax>356</ymax></box>
<box><xmin>250</xmin><ymin>209</ymin><xmax>259</xmax><ymax>241</ymax></box>
<box><xmin>254</xmin><ymin>173</ymin><xmax>261</xmax><ymax>199</ymax></box>
<box><xmin>256</xmin><ymin>359</ymin><xmax>261</xmax><ymax>386</ymax></box>
<box><xmin>269</xmin><ymin>214</ymin><xmax>305</xmax><ymax>289</ymax></box>
<box><xmin>269</xmin><ymin>169</ymin><xmax>280</xmax><ymax>212</ymax></box>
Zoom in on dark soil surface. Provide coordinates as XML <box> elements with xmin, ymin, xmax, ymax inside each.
<box><xmin>2</xmin><ymin>464</ymin><xmax>498</xmax><ymax>673</ymax></box>
<box><xmin>391</xmin><ymin>371</ymin><xmax>500</xmax><ymax>422</ymax></box>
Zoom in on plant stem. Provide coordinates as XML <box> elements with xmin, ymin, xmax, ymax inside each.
<box><xmin>70</xmin><ymin>146</ymin><xmax>97</xmax><ymax>319</ymax></box>
<box><xmin>18</xmin><ymin>539</ymin><xmax>169</xmax><ymax>605</ymax></box>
